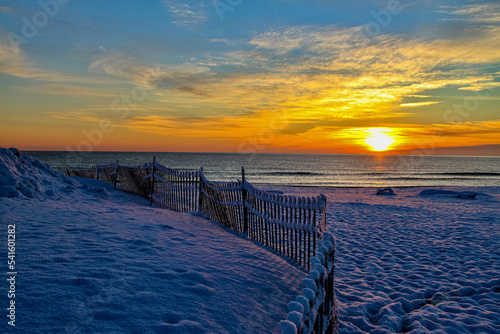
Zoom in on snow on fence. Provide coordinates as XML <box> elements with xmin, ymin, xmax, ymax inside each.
<box><xmin>96</xmin><ymin>163</ymin><xmax>118</xmax><ymax>183</ymax></box>
<box><xmin>242</xmin><ymin>177</ymin><xmax>327</xmax><ymax>271</ymax></box>
<box><xmin>152</xmin><ymin>161</ymin><xmax>200</xmax><ymax>212</ymax></box>
<box><xmin>67</xmin><ymin>158</ymin><xmax>336</xmax><ymax>332</ymax></box>
<box><xmin>280</xmin><ymin>232</ymin><xmax>337</xmax><ymax>334</ymax></box>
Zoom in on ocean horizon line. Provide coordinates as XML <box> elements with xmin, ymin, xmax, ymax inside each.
<box><xmin>22</xmin><ymin>150</ymin><xmax>500</xmax><ymax>158</ymax></box>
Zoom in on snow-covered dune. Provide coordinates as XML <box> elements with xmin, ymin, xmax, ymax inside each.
<box><xmin>0</xmin><ymin>148</ymin><xmax>305</xmax><ymax>333</ymax></box>
<box><xmin>0</xmin><ymin>147</ymin><xmax>79</xmax><ymax>199</ymax></box>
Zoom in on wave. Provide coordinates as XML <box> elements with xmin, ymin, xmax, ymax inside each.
<box><xmin>356</xmin><ymin>172</ymin><xmax>500</xmax><ymax>178</ymax></box>
<box><xmin>383</xmin><ymin>177</ymin><xmax>490</xmax><ymax>181</ymax></box>
<box><xmin>260</xmin><ymin>171</ymin><xmax>324</xmax><ymax>176</ymax></box>
<box><xmin>436</xmin><ymin>172</ymin><xmax>500</xmax><ymax>176</ymax></box>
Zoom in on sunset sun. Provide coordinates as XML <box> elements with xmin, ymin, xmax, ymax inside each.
<box><xmin>364</xmin><ymin>129</ymin><xmax>395</xmax><ymax>152</ymax></box>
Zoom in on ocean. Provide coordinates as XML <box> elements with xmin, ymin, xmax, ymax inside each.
<box><xmin>25</xmin><ymin>151</ymin><xmax>500</xmax><ymax>187</ymax></box>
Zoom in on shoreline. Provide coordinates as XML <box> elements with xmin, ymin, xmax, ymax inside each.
<box><xmin>254</xmin><ymin>183</ymin><xmax>500</xmax><ymax>189</ymax></box>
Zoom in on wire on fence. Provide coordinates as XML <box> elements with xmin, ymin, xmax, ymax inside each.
<box><xmin>67</xmin><ymin>166</ymin><xmax>96</xmax><ymax>179</ymax></box>
<box><xmin>115</xmin><ymin>163</ymin><xmax>152</xmax><ymax>197</ymax></box>
<box><xmin>199</xmin><ymin>169</ymin><xmax>245</xmax><ymax>233</ymax></box>
<box><xmin>96</xmin><ymin>163</ymin><xmax>117</xmax><ymax>183</ymax></box>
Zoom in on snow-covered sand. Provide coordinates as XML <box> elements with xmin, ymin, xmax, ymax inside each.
<box><xmin>265</xmin><ymin>185</ymin><xmax>500</xmax><ymax>333</ymax></box>
<box><xmin>1</xmin><ymin>148</ymin><xmax>304</xmax><ymax>333</ymax></box>
<box><xmin>2</xmin><ymin>148</ymin><xmax>499</xmax><ymax>333</ymax></box>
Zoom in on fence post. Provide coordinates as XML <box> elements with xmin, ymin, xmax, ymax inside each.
<box><xmin>198</xmin><ymin>167</ymin><xmax>204</xmax><ymax>213</ymax></box>
<box><xmin>150</xmin><ymin>156</ymin><xmax>156</xmax><ymax>205</ymax></box>
<box><xmin>241</xmin><ymin>166</ymin><xmax>248</xmax><ymax>237</ymax></box>
<box><xmin>95</xmin><ymin>165</ymin><xmax>99</xmax><ymax>180</ymax></box>
<box><xmin>113</xmin><ymin>160</ymin><xmax>119</xmax><ymax>190</ymax></box>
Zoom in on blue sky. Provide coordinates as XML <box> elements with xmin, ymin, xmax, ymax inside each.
<box><xmin>0</xmin><ymin>0</ymin><xmax>499</xmax><ymax>154</ymax></box>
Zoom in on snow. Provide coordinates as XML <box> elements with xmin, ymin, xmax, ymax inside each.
<box><xmin>264</xmin><ymin>185</ymin><xmax>500</xmax><ymax>334</ymax></box>
<box><xmin>279</xmin><ymin>320</ymin><xmax>297</xmax><ymax>334</ymax></box>
<box><xmin>376</xmin><ymin>188</ymin><xmax>396</xmax><ymax>196</ymax></box>
<box><xmin>0</xmin><ymin>147</ymin><xmax>78</xmax><ymax>199</ymax></box>
<box><xmin>2</xmin><ymin>148</ymin><xmax>499</xmax><ymax>333</ymax></box>
<box><xmin>0</xmin><ymin>149</ymin><xmax>305</xmax><ymax>333</ymax></box>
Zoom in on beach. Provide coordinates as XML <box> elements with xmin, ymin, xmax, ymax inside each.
<box><xmin>1</xmin><ymin>148</ymin><xmax>499</xmax><ymax>333</ymax></box>
<box><xmin>266</xmin><ymin>185</ymin><xmax>500</xmax><ymax>333</ymax></box>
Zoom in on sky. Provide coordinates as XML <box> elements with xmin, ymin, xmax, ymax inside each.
<box><xmin>0</xmin><ymin>0</ymin><xmax>499</xmax><ymax>155</ymax></box>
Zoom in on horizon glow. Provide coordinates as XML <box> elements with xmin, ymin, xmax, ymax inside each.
<box><xmin>0</xmin><ymin>1</ymin><xmax>499</xmax><ymax>156</ymax></box>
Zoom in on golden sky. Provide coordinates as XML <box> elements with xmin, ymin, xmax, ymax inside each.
<box><xmin>0</xmin><ymin>1</ymin><xmax>499</xmax><ymax>155</ymax></box>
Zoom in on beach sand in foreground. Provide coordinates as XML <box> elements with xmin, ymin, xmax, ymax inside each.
<box><xmin>263</xmin><ymin>185</ymin><xmax>500</xmax><ymax>333</ymax></box>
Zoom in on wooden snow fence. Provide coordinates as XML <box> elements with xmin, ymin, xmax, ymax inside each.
<box><xmin>96</xmin><ymin>163</ymin><xmax>117</xmax><ymax>183</ymax></box>
<box><xmin>151</xmin><ymin>162</ymin><xmax>200</xmax><ymax>212</ymax></box>
<box><xmin>67</xmin><ymin>166</ymin><xmax>97</xmax><ymax>179</ymax></box>
<box><xmin>67</xmin><ymin>158</ymin><xmax>336</xmax><ymax>333</ymax></box>
<box><xmin>199</xmin><ymin>169</ymin><xmax>245</xmax><ymax>233</ymax></box>
<box><xmin>67</xmin><ymin>160</ymin><xmax>328</xmax><ymax>271</ymax></box>
<box><xmin>67</xmin><ymin>163</ymin><xmax>117</xmax><ymax>184</ymax></box>
<box><xmin>243</xmin><ymin>181</ymin><xmax>327</xmax><ymax>272</ymax></box>
<box><xmin>114</xmin><ymin>163</ymin><xmax>153</xmax><ymax>197</ymax></box>
<box><xmin>281</xmin><ymin>232</ymin><xmax>337</xmax><ymax>334</ymax></box>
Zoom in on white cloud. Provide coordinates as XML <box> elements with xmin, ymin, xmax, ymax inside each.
<box><xmin>162</xmin><ymin>1</ymin><xmax>207</xmax><ymax>26</ymax></box>
<box><xmin>89</xmin><ymin>52</ymin><xmax>211</xmax><ymax>92</ymax></box>
<box><xmin>444</xmin><ymin>3</ymin><xmax>500</xmax><ymax>24</ymax></box>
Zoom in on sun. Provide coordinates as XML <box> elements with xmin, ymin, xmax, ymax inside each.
<box><xmin>364</xmin><ymin>129</ymin><xmax>395</xmax><ymax>152</ymax></box>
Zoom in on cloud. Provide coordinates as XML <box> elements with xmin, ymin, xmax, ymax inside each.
<box><xmin>88</xmin><ymin>20</ymin><xmax>500</xmax><ymax>150</ymax></box>
<box><xmin>29</xmin><ymin>84</ymin><xmax>115</xmax><ymax>97</ymax></box>
<box><xmin>445</xmin><ymin>3</ymin><xmax>500</xmax><ymax>24</ymax></box>
<box><xmin>430</xmin><ymin>120</ymin><xmax>500</xmax><ymax>138</ymax></box>
<box><xmin>400</xmin><ymin>102</ymin><xmax>442</xmax><ymax>107</ymax></box>
<box><xmin>162</xmin><ymin>1</ymin><xmax>207</xmax><ymax>26</ymax></box>
<box><xmin>0</xmin><ymin>38</ymin><xmax>108</xmax><ymax>85</ymax></box>
<box><xmin>47</xmin><ymin>111</ymin><xmax>105</xmax><ymax>123</ymax></box>
<box><xmin>0</xmin><ymin>39</ymin><xmax>34</xmax><ymax>78</ymax></box>
<box><xmin>458</xmin><ymin>81</ymin><xmax>500</xmax><ymax>92</ymax></box>
<box><xmin>0</xmin><ymin>41</ymin><xmax>70</xmax><ymax>81</ymax></box>
<box><xmin>89</xmin><ymin>52</ymin><xmax>211</xmax><ymax>91</ymax></box>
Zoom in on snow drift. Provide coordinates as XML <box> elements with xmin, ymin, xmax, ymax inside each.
<box><xmin>0</xmin><ymin>147</ymin><xmax>78</xmax><ymax>198</ymax></box>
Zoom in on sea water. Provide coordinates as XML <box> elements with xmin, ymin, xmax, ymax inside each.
<box><xmin>25</xmin><ymin>151</ymin><xmax>500</xmax><ymax>187</ymax></box>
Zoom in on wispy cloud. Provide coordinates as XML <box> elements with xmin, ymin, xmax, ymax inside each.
<box><xmin>458</xmin><ymin>81</ymin><xmax>500</xmax><ymax>92</ymax></box>
<box><xmin>29</xmin><ymin>84</ymin><xmax>115</xmax><ymax>98</ymax></box>
<box><xmin>400</xmin><ymin>102</ymin><xmax>442</xmax><ymax>107</ymax></box>
<box><xmin>445</xmin><ymin>3</ymin><xmax>500</xmax><ymax>24</ymax></box>
<box><xmin>0</xmin><ymin>40</ymin><xmax>35</xmax><ymax>78</ymax></box>
<box><xmin>0</xmin><ymin>39</ymin><xmax>112</xmax><ymax>86</ymax></box>
<box><xmin>162</xmin><ymin>1</ymin><xmax>207</xmax><ymax>26</ymax></box>
<box><xmin>89</xmin><ymin>52</ymin><xmax>211</xmax><ymax>91</ymax></box>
